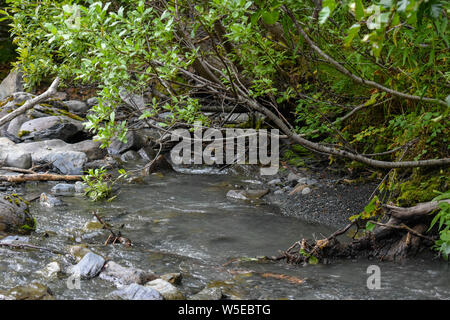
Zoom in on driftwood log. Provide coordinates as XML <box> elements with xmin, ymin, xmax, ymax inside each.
<box><xmin>0</xmin><ymin>173</ymin><xmax>82</xmax><ymax>182</ymax></box>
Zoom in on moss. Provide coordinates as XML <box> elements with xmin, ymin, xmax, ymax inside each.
<box><xmin>18</xmin><ymin>130</ymin><xmax>31</xmax><ymax>138</ymax></box>
<box><xmin>396</xmin><ymin>168</ymin><xmax>449</xmax><ymax>206</ymax></box>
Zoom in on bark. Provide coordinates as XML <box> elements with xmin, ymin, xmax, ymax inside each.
<box><xmin>0</xmin><ymin>173</ymin><xmax>82</xmax><ymax>182</ymax></box>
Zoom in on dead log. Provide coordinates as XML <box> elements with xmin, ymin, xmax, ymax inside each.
<box><xmin>383</xmin><ymin>200</ymin><xmax>450</xmax><ymax>220</ymax></box>
<box><xmin>0</xmin><ymin>173</ymin><xmax>82</xmax><ymax>182</ymax></box>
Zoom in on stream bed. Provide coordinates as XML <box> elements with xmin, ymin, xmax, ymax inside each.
<box><xmin>1</xmin><ymin>169</ymin><xmax>449</xmax><ymax>300</ymax></box>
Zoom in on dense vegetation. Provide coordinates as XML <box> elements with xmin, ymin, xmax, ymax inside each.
<box><xmin>1</xmin><ymin>0</ymin><xmax>449</xmax><ymax>258</ymax></box>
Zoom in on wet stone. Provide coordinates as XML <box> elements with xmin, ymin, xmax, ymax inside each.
<box><xmin>68</xmin><ymin>252</ymin><xmax>105</xmax><ymax>279</ymax></box>
<box><xmin>108</xmin><ymin>283</ymin><xmax>163</xmax><ymax>300</ymax></box>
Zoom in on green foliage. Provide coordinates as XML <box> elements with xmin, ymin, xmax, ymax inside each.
<box><xmin>82</xmin><ymin>167</ymin><xmax>127</xmax><ymax>202</ymax></box>
<box><xmin>428</xmin><ymin>191</ymin><xmax>450</xmax><ymax>260</ymax></box>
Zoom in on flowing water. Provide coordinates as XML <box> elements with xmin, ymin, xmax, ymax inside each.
<box><xmin>1</xmin><ymin>169</ymin><xmax>449</xmax><ymax>300</ymax></box>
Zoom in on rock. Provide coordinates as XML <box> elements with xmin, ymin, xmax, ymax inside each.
<box><xmin>119</xmin><ymin>88</ymin><xmax>146</xmax><ymax>110</ymax></box>
<box><xmin>302</xmin><ymin>187</ymin><xmax>311</xmax><ymax>195</ymax></box>
<box><xmin>68</xmin><ymin>252</ymin><xmax>105</xmax><ymax>279</ymax></box>
<box><xmin>52</xmin><ymin>91</ymin><xmax>67</xmax><ymax>101</ymax></box>
<box><xmin>274</xmin><ymin>189</ymin><xmax>284</xmax><ymax>195</ymax></box>
<box><xmin>0</xmin><ymin>282</ymin><xmax>54</xmax><ymax>300</ymax></box>
<box><xmin>40</xmin><ymin>193</ymin><xmax>65</xmax><ymax>207</ymax></box>
<box><xmin>19</xmin><ymin>116</ymin><xmax>83</xmax><ymax>142</ymax></box>
<box><xmin>137</xmin><ymin>146</ymin><xmax>156</xmax><ymax>161</ymax></box>
<box><xmin>190</xmin><ymin>287</ymin><xmax>223</xmax><ymax>300</ymax></box>
<box><xmin>287</xmin><ymin>172</ymin><xmax>304</xmax><ymax>183</ymax></box>
<box><xmin>4</xmin><ymin>152</ymin><xmax>32</xmax><ymax>169</ymax></box>
<box><xmin>6</xmin><ymin>114</ymin><xmax>28</xmax><ymax>138</ymax></box>
<box><xmin>64</xmin><ymin>100</ymin><xmax>89</xmax><ymax>114</ymax></box>
<box><xmin>145</xmin><ymin>279</ymin><xmax>185</xmax><ymax>300</ymax></box>
<box><xmin>0</xmin><ymin>138</ymin><xmax>105</xmax><ymax>175</ymax></box>
<box><xmin>99</xmin><ymin>261</ymin><xmax>158</xmax><ymax>286</ymax></box>
<box><xmin>306</xmin><ymin>178</ymin><xmax>318</xmax><ymax>185</ymax></box>
<box><xmin>0</xmin><ymin>235</ymin><xmax>29</xmax><ymax>244</ymax></box>
<box><xmin>107</xmin><ymin>131</ymin><xmax>145</xmax><ymax>155</ymax></box>
<box><xmin>109</xmin><ymin>283</ymin><xmax>163</xmax><ymax>300</ymax></box>
<box><xmin>120</xmin><ymin>150</ymin><xmax>141</xmax><ymax>162</ymax></box>
<box><xmin>86</xmin><ymin>97</ymin><xmax>99</xmax><ymax>107</ymax></box>
<box><xmin>51</xmin><ymin>183</ymin><xmax>76</xmax><ymax>195</ymax></box>
<box><xmin>46</xmin><ymin>151</ymin><xmax>87</xmax><ymax>175</ymax></box>
<box><xmin>36</xmin><ymin>261</ymin><xmax>61</xmax><ymax>280</ymax></box>
<box><xmin>289</xmin><ymin>183</ymin><xmax>307</xmax><ymax>196</ymax></box>
<box><xmin>144</xmin><ymin>154</ymin><xmax>173</xmax><ymax>174</ymax></box>
<box><xmin>0</xmin><ymin>193</ymin><xmax>35</xmax><ymax>233</ymax></box>
<box><xmin>0</xmin><ymin>70</ymin><xmax>24</xmax><ymax>101</ymax></box>
<box><xmin>68</xmin><ymin>244</ymin><xmax>92</xmax><ymax>262</ymax></box>
<box><xmin>226</xmin><ymin>189</ymin><xmax>269</xmax><ymax>200</ymax></box>
<box><xmin>268</xmin><ymin>178</ymin><xmax>281</xmax><ymax>186</ymax></box>
<box><xmin>160</xmin><ymin>273</ymin><xmax>182</xmax><ymax>285</ymax></box>
<box><xmin>75</xmin><ymin>181</ymin><xmax>87</xmax><ymax>193</ymax></box>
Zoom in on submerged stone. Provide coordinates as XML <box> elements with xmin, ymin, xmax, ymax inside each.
<box><xmin>109</xmin><ymin>283</ymin><xmax>163</xmax><ymax>300</ymax></box>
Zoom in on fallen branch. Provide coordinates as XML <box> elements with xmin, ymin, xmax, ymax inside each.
<box><xmin>383</xmin><ymin>200</ymin><xmax>450</xmax><ymax>220</ymax></box>
<box><xmin>0</xmin><ymin>173</ymin><xmax>82</xmax><ymax>182</ymax></box>
<box><xmin>0</xmin><ymin>167</ymin><xmax>36</xmax><ymax>174</ymax></box>
<box><xmin>0</xmin><ymin>77</ymin><xmax>60</xmax><ymax>127</ymax></box>
<box><xmin>0</xmin><ymin>242</ymin><xmax>65</xmax><ymax>255</ymax></box>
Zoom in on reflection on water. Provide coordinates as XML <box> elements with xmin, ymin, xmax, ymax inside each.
<box><xmin>0</xmin><ymin>171</ymin><xmax>449</xmax><ymax>299</ymax></box>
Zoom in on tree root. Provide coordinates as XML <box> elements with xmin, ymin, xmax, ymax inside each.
<box><xmin>274</xmin><ymin>200</ymin><xmax>445</xmax><ymax>263</ymax></box>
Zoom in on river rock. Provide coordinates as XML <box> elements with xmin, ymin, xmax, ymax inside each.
<box><xmin>0</xmin><ymin>193</ymin><xmax>35</xmax><ymax>234</ymax></box>
<box><xmin>160</xmin><ymin>272</ymin><xmax>182</xmax><ymax>285</ymax></box>
<box><xmin>119</xmin><ymin>88</ymin><xmax>146</xmax><ymax>110</ymax></box>
<box><xmin>0</xmin><ymin>70</ymin><xmax>24</xmax><ymax>101</ymax></box>
<box><xmin>109</xmin><ymin>283</ymin><xmax>163</xmax><ymax>300</ymax></box>
<box><xmin>137</xmin><ymin>146</ymin><xmax>157</xmax><ymax>161</ymax></box>
<box><xmin>68</xmin><ymin>252</ymin><xmax>105</xmax><ymax>279</ymax></box>
<box><xmin>0</xmin><ymin>282</ymin><xmax>54</xmax><ymax>300</ymax></box>
<box><xmin>120</xmin><ymin>150</ymin><xmax>141</xmax><ymax>162</ymax></box>
<box><xmin>0</xmin><ymin>235</ymin><xmax>29</xmax><ymax>244</ymax></box>
<box><xmin>99</xmin><ymin>261</ymin><xmax>157</xmax><ymax>286</ymax></box>
<box><xmin>190</xmin><ymin>287</ymin><xmax>223</xmax><ymax>300</ymax></box>
<box><xmin>36</xmin><ymin>261</ymin><xmax>61</xmax><ymax>280</ymax></box>
<box><xmin>68</xmin><ymin>244</ymin><xmax>92</xmax><ymax>262</ymax></box>
<box><xmin>6</xmin><ymin>114</ymin><xmax>28</xmax><ymax>138</ymax></box>
<box><xmin>226</xmin><ymin>189</ymin><xmax>269</xmax><ymax>200</ymax></box>
<box><xmin>40</xmin><ymin>193</ymin><xmax>65</xmax><ymax>207</ymax></box>
<box><xmin>51</xmin><ymin>183</ymin><xmax>76</xmax><ymax>195</ymax></box>
<box><xmin>19</xmin><ymin>116</ymin><xmax>83</xmax><ymax>142</ymax></box>
<box><xmin>145</xmin><ymin>278</ymin><xmax>185</xmax><ymax>300</ymax></box>
<box><xmin>46</xmin><ymin>151</ymin><xmax>88</xmax><ymax>175</ymax></box>
<box><xmin>107</xmin><ymin>131</ymin><xmax>145</xmax><ymax>155</ymax></box>
<box><xmin>4</xmin><ymin>152</ymin><xmax>32</xmax><ymax>169</ymax></box>
<box><xmin>302</xmin><ymin>187</ymin><xmax>312</xmax><ymax>195</ymax></box>
<box><xmin>86</xmin><ymin>97</ymin><xmax>99</xmax><ymax>107</ymax></box>
<box><xmin>64</xmin><ymin>100</ymin><xmax>89</xmax><ymax>114</ymax></box>
<box><xmin>75</xmin><ymin>181</ymin><xmax>87</xmax><ymax>193</ymax></box>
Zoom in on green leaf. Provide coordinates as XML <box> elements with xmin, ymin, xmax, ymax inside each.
<box><xmin>261</xmin><ymin>10</ymin><xmax>279</xmax><ymax>25</ymax></box>
<box><xmin>318</xmin><ymin>6</ymin><xmax>331</xmax><ymax>24</ymax></box>
<box><xmin>355</xmin><ymin>0</ymin><xmax>365</xmax><ymax>20</ymax></box>
<box><xmin>366</xmin><ymin>221</ymin><xmax>376</xmax><ymax>232</ymax></box>
<box><xmin>308</xmin><ymin>255</ymin><xmax>319</xmax><ymax>264</ymax></box>
<box><xmin>344</xmin><ymin>24</ymin><xmax>361</xmax><ymax>47</ymax></box>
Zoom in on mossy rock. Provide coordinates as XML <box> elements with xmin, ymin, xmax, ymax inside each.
<box><xmin>0</xmin><ymin>193</ymin><xmax>36</xmax><ymax>234</ymax></box>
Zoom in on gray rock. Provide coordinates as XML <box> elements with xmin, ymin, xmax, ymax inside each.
<box><xmin>46</xmin><ymin>151</ymin><xmax>87</xmax><ymax>175</ymax></box>
<box><xmin>274</xmin><ymin>189</ymin><xmax>284</xmax><ymax>195</ymax></box>
<box><xmin>40</xmin><ymin>193</ymin><xmax>64</xmax><ymax>207</ymax></box>
<box><xmin>287</xmin><ymin>172</ymin><xmax>304</xmax><ymax>183</ymax></box>
<box><xmin>19</xmin><ymin>116</ymin><xmax>83</xmax><ymax>142</ymax></box>
<box><xmin>145</xmin><ymin>279</ymin><xmax>185</xmax><ymax>300</ymax></box>
<box><xmin>0</xmin><ymin>235</ymin><xmax>29</xmax><ymax>244</ymax></box>
<box><xmin>0</xmin><ymin>70</ymin><xmax>24</xmax><ymax>101</ymax></box>
<box><xmin>226</xmin><ymin>189</ymin><xmax>269</xmax><ymax>200</ymax></box>
<box><xmin>306</xmin><ymin>178</ymin><xmax>318</xmax><ymax>185</ymax></box>
<box><xmin>268</xmin><ymin>178</ymin><xmax>281</xmax><ymax>186</ymax></box>
<box><xmin>120</xmin><ymin>150</ymin><xmax>141</xmax><ymax>162</ymax></box>
<box><xmin>108</xmin><ymin>131</ymin><xmax>145</xmax><ymax>155</ymax></box>
<box><xmin>69</xmin><ymin>252</ymin><xmax>105</xmax><ymax>279</ymax></box>
<box><xmin>0</xmin><ymin>193</ymin><xmax>35</xmax><ymax>233</ymax></box>
<box><xmin>64</xmin><ymin>100</ymin><xmax>89</xmax><ymax>114</ymax></box>
<box><xmin>74</xmin><ymin>181</ymin><xmax>87</xmax><ymax>193</ymax></box>
<box><xmin>302</xmin><ymin>187</ymin><xmax>311</xmax><ymax>195</ymax></box>
<box><xmin>51</xmin><ymin>183</ymin><xmax>76</xmax><ymax>195</ymax></box>
<box><xmin>99</xmin><ymin>261</ymin><xmax>157</xmax><ymax>286</ymax></box>
<box><xmin>4</xmin><ymin>152</ymin><xmax>31</xmax><ymax>169</ymax></box>
<box><xmin>190</xmin><ymin>287</ymin><xmax>223</xmax><ymax>300</ymax></box>
<box><xmin>86</xmin><ymin>97</ymin><xmax>99</xmax><ymax>107</ymax></box>
<box><xmin>109</xmin><ymin>283</ymin><xmax>163</xmax><ymax>300</ymax></box>
<box><xmin>137</xmin><ymin>146</ymin><xmax>156</xmax><ymax>161</ymax></box>
<box><xmin>6</xmin><ymin>115</ymin><xmax>28</xmax><ymax>138</ymax></box>
<box><xmin>52</xmin><ymin>91</ymin><xmax>67</xmax><ymax>101</ymax></box>
<box><xmin>119</xmin><ymin>88</ymin><xmax>146</xmax><ymax>110</ymax></box>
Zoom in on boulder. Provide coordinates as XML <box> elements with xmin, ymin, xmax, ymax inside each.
<box><xmin>86</xmin><ymin>97</ymin><xmax>99</xmax><ymax>107</ymax></box>
<box><xmin>109</xmin><ymin>283</ymin><xmax>163</xmax><ymax>300</ymax></box>
<box><xmin>99</xmin><ymin>261</ymin><xmax>157</xmax><ymax>286</ymax></box>
<box><xmin>119</xmin><ymin>88</ymin><xmax>146</xmax><ymax>110</ymax></box>
<box><xmin>68</xmin><ymin>252</ymin><xmax>105</xmax><ymax>279</ymax></box>
<box><xmin>0</xmin><ymin>193</ymin><xmax>35</xmax><ymax>234</ymax></box>
<box><xmin>6</xmin><ymin>114</ymin><xmax>28</xmax><ymax>138</ymax></box>
<box><xmin>120</xmin><ymin>150</ymin><xmax>141</xmax><ymax>162</ymax></box>
<box><xmin>226</xmin><ymin>189</ymin><xmax>269</xmax><ymax>200</ymax></box>
<box><xmin>64</xmin><ymin>100</ymin><xmax>89</xmax><ymax>114</ymax></box>
<box><xmin>0</xmin><ymin>282</ymin><xmax>54</xmax><ymax>300</ymax></box>
<box><xmin>108</xmin><ymin>131</ymin><xmax>145</xmax><ymax>155</ymax></box>
<box><xmin>40</xmin><ymin>193</ymin><xmax>65</xmax><ymax>207</ymax></box>
<box><xmin>4</xmin><ymin>152</ymin><xmax>32</xmax><ymax>169</ymax></box>
<box><xmin>145</xmin><ymin>279</ymin><xmax>185</xmax><ymax>300</ymax></box>
<box><xmin>0</xmin><ymin>70</ymin><xmax>24</xmax><ymax>101</ymax></box>
<box><xmin>51</xmin><ymin>183</ymin><xmax>76</xmax><ymax>195</ymax></box>
<box><xmin>19</xmin><ymin>116</ymin><xmax>84</xmax><ymax>142</ymax></box>
<box><xmin>46</xmin><ymin>151</ymin><xmax>87</xmax><ymax>175</ymax></box>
